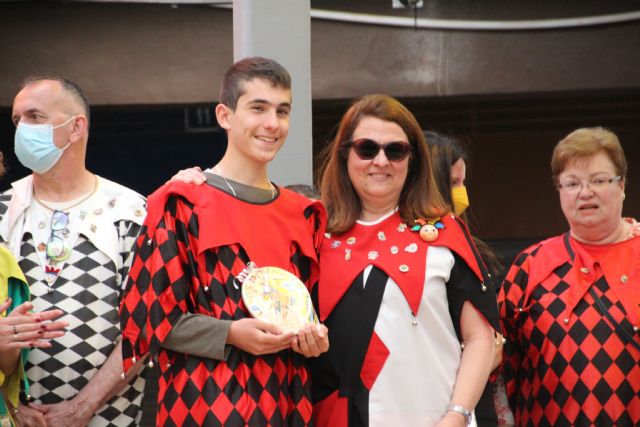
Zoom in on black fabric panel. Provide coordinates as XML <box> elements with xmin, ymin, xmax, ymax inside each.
<box><xmin>446</xmin><ymin>246</ymin><xmax>500</xmax><ymax>425</ymax></box>
<box><xmin>453</xmin><ymin>218</ymin><xmax>501</xmax><ymax>332</ymax></box>
<box><xmin>475</xmin><ymin>381</ymin><xmax>498</xmax><ymax>427</ymax></box>
<box><xmin>447</xmin><ymin>252</ymin><xmax>495</xmax><ymax>340</ymax></box>
<box><xmin>310</xmin><ymin>266</ymin><xmax>389</xmax><ymax>427</ymax></box>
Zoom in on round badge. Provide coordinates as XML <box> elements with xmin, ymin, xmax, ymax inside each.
<box><xmin>404</xmin><ymin>243</ymin><xmax>418</xmax><ymax>253</ymax></box>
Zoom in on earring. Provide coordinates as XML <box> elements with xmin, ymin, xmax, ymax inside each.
<box><xmin>622</xmin><ymin>193</ymin><xmax>626</xmax><ymax>200</ymax></box>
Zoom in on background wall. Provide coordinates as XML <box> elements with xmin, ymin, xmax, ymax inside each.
<box><xmin>2</xmin><ymin>2</ymin><xmax>640</xmax><ymax>104</ymax></box>
<box><xmin>0</xmin><ymin>0</ymin><xmax>638</xmax><ymax>242</ymax></box>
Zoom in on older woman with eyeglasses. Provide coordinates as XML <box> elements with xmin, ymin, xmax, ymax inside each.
<box><xmin>310</xmin><ymin>95</ymin><xmax>499</xmax><ymax>427</ymax></box>
<box><xmin>498</xmin><ymin>127</ymin><xmax>640</xmax><ymax>426</ymax></box>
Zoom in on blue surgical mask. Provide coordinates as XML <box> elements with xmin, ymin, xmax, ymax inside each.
<box><xmin>14</xmin><ymin>116</ymin><xmax>75</xmax><ymax>173</ymax></box>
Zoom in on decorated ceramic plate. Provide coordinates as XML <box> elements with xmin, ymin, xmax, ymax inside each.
<box><xmin>241</xmin><ymin>266</ymin><xmax>318</xmax><ymax>331</ymax></box>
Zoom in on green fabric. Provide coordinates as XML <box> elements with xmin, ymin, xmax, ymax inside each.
<box><xmin>0</xmin><ymin>246</ymin><xmax>30</xmax><ymax>425</ymax></box>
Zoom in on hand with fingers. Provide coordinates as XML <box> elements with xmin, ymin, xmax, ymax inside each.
<box><xmin>13</xmin><ymin>403</ymin><xmax>47</xmax><ymax>427</ymax></box>
<box><xmin>227</xmin><ymin>318</ymin><xmax>297</xmax><ymax>356</ymax></box>
<box><xmin>29</xmin><ymin>399</ymin><xmax>92</xmax><ymax>427</ymax></box>
<box><xmin>292</xmin><ymin>323</ymin><xmax>329</xmax><ymax>357</ymax></box>
<box><xmin>167</xmin><ymin>166</ymin><xmax>207</xmax><ymax>185</ymax></box>
<box><xmin>0</xmin><ymin>299</ymin><xmax>67</xmax><ymax>351</ymax></box>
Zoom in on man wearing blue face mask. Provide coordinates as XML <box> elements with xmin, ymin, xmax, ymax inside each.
<box><xmin>14</xmin><ymin>115</ymin><xmax>76</xmax><ymax>174</ymax></box>
<box><xmin>0</xmin><ymin>77</ymin><xmax>147</xmax><ymax>427</ymax></box>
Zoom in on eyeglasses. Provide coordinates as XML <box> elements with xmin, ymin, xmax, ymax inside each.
<box><xmin>347</xmin><ymin>138</ymin><xmax>413</xmax><ymax>162</ymax></box>
<box><xmin>46</xmin><ymin>210</ymin><xmax>69</xmax><ymax>261</ymax></box>
<box><xmin>557</xmin><ymin>175</ymin><xmax>622</xmax><ymax>194</ymax></box>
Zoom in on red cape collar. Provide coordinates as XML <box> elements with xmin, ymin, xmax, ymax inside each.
<box><xmin>146</xmin><ymin>181</ymin><xmax>325</xmax><ymax>270</ymax></box>
<box><xmin>526</xmin><ymin>233</ymin><xmax>640</xmax><ymax>324</ymax></box>
<box><xmin>526</xmin><ymin>235</ymin><xmax>570</xmax><ymax>288</ymax></box>
<box><xmin>318</xmin><ymin>212</ymin><xmax>483</xmax><ymax>320</ymax></box>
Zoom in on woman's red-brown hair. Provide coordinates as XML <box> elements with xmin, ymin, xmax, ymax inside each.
<box><xmin>551</xmin><ymin>127</ymin><xmax>627</xmax><ymax>184</ymax></box>
<box><xmin>319</xmin><ymin>94</ymin><xmax>447</xmax><ymax>234</ymax></box>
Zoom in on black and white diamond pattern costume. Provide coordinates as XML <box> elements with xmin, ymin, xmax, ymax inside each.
<box><xmin>0</xmin><ymin>175</ymin><xmax>146</xmax><ymax>426</ymax></box>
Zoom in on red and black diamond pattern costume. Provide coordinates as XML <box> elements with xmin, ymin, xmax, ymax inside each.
<box><xmin>499</xmin><ymin>231</ymin><xmax>640</xmax><ymax>426</ymax></box>
<box><xmin>120</xmin><ymin>181</ymin><xmax>326</xmax><ymax>426</ymax></box>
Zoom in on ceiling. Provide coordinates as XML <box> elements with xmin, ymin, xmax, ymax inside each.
<box><xmin>6</xmin><ymin>0</ymin><xmax>640</xmax><ymax>21</ymax></box>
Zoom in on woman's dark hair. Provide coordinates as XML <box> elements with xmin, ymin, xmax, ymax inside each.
<box><xmin>424</xmin><ymin>131</ymin><xmax>467</xmax><ymax>209</ymax></box>
<box><xmin>424</xmin><ymin>130</ymin><xmax>503</xmax><ymax>275</ymax></box>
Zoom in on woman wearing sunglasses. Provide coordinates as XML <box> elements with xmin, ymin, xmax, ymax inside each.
<box><xmin>310</xmin><ymin>95</ymin><xmax>499</xmax><ymax>427</ymax></box>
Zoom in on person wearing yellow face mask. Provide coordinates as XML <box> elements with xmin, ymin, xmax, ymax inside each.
<box><xmin>425</xmin><ymin>131</ymin><xmax>500</xmax><ymax>269</ymax></box>
<box><xmin>450</xmin><ymin>165</ymin><xmax>470</xmax><ymax>216</ymax></box>
<box><xmin>426</xmin><ymin>131</ymin><xmax>471</xmax><ymax>216</ymax></box>
<box><xmin>425</xmin><ymin>131</ymin><xmax>512</xmax><ymax>427</ymax></box>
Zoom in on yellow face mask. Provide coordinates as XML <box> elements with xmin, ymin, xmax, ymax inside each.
<box><xmin>451</xmin><ymin>185</ymin><xmax>470</xmax><ymax>216</ymax></box>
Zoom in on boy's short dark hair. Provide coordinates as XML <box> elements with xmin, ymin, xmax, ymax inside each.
<box><xmin>219</xmin><ymin>57</ymin><xmax>291</xmax><ymax>110</ymax></box>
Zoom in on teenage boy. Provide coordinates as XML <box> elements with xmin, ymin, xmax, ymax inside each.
<box><xmin>120</xmin><ymin>57</ymin><xmax>328</xmax><ymax>426</ymax></box>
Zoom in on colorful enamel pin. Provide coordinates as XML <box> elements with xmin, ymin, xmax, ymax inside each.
<box><xmin>411</xmin><ymin>218</ymin><xmax>445</xmax><ymax>242</ymax></box>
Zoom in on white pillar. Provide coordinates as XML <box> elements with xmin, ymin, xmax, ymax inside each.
<box><xmin>233</xmin><ymin>0</ymin><xmax>313</xmax><ymax>186</ymax></box>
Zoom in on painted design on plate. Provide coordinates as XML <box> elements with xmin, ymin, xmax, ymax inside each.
<box><xmin>242</xmin><ymin>266</ymin><xmax>319</xmax><ymax>330</ymax></box>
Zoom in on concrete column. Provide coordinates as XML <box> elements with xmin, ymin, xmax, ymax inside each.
<box><xmin>233</xmin><ymin>0</ymin><xmax>313</xmax><ymax>186</ymax></box>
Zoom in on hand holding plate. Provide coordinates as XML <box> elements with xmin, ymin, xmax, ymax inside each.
<box><xmin>227</xmin><ymin>317</ymin><xmax>295</xmax><ymax>356</ymax></box>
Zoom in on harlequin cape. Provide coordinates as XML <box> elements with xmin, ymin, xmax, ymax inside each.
<box><xmin>318</xmin><ymin>213</ymin><xmax>496</xmax><ymax>323</ymax></box>
<box><xmin>311</xmin><ymin>212</ymin><xmax>500</xmax><ymax>427</ymax></box>
<box><xmin>120</xmin><ymin>181</ymin><xmax>326</xmax><ymax>426</ymax></box>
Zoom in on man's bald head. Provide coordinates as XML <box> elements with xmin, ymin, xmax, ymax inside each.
<box><xmin>21</xmin><ymin>76</ymin><xmax>90</xmax><ymax>127</ymax></box>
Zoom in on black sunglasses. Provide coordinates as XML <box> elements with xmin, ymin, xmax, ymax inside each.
<box><xmin>347</xmin><ymin>138</ymin><xmax>412</xmax><ymax>162</ymax></box>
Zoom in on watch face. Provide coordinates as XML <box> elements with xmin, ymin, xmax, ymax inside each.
<box><xmin>241</xmin><ymin>266</ymin><xmax>319</xmax><ymax>331</ymax></box>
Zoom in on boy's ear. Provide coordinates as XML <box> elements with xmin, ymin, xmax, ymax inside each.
<box><xmin>215</xmin><ymin>104</ymin><xmax>232</xmax><ymax>131</ymax></box>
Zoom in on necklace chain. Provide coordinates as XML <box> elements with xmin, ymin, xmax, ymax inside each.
<box><xmin>34</xmin><ymin>175</ymin><xmax>99</xmax><ymax>212</ymax></box>
<box><xmin>215</xmin><ymin>165</ymin><xmax>275</xmax><ymax>199</ymax></box>
<box><xmin>216</xmin><ymin>165</ymin><xmax>237</xmax><ymax>197</ymax></box>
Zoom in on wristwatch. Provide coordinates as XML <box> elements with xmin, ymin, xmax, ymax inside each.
<box><xmin>447</xmin><ymin>403</ymin><xmax>472</xmax><ymax>426</ymax></box>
